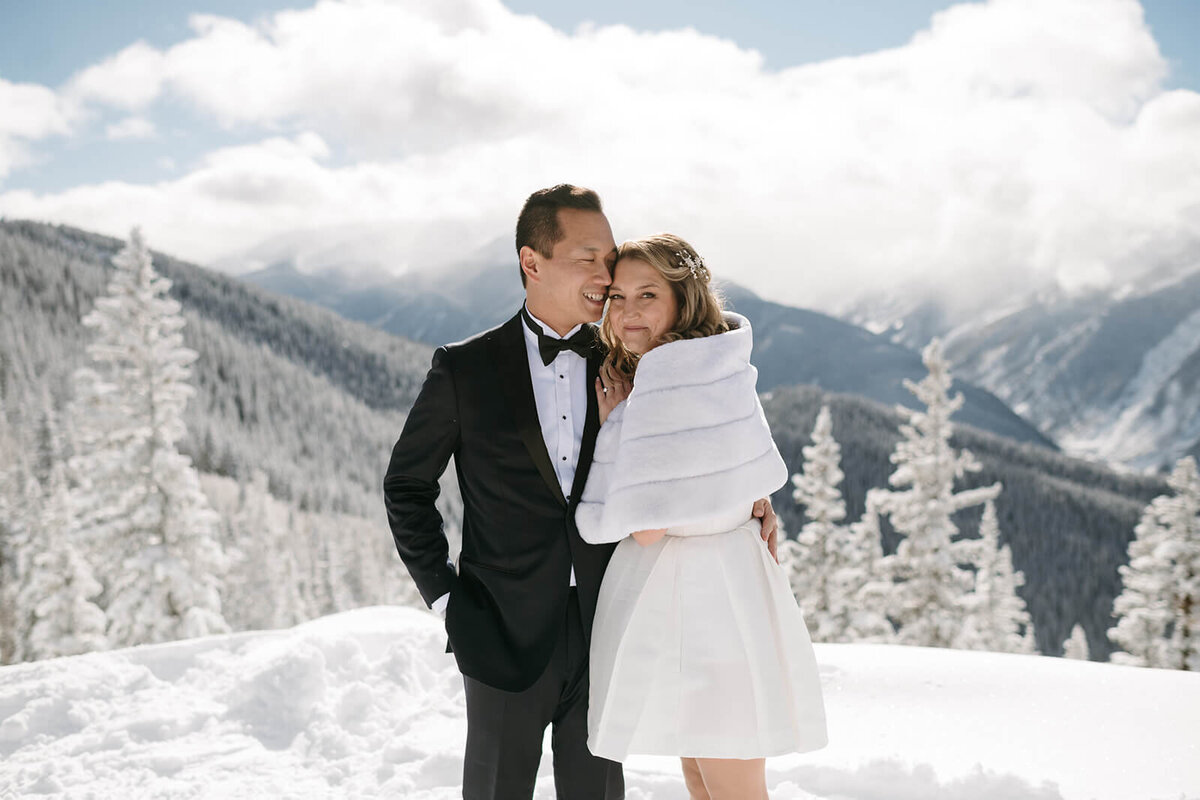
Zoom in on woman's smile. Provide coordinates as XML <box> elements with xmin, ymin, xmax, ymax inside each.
<box><xmin>606</xmin><ymin>257</ymin><xmax>679</xmax><ymax>355</ymax></box>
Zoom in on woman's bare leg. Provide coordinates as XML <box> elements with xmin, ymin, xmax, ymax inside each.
<box><xmin>680</xmin><ymin>757</ymin><xmax>712</xmax><ymax>800</ymax></box>
<box><xmin>694</xmin><ymin>757</ymin><xmax>768</xmax><ymax>800</ymax></box>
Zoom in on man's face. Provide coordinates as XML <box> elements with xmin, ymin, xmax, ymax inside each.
<box><xmin>522</xmin><ymin>209</ymin><xmax>616</xmax><ymax>336</ymax></box>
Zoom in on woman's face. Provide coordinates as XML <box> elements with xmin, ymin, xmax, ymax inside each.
<box><xmin>606</xmin><ymin>257</ymin><xmax>679</xmax><ymax>355</ymax></box>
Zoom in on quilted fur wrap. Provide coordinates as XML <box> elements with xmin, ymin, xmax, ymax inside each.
<box><xmin>576</xmin><ymin>312</ymin><xmax>788</xmax><ymax>544</ymax></box>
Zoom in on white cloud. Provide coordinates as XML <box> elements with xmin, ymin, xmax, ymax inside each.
<box><xmin>0</xmin><ymin>134</ymin><xmax>334</xmax><ymax>261</ymax></box>
<box><xmin>3</xmin><ymin>0</ymin><xmax>1198</xmax><ymax>316</ymax></box>
<box><xmin>0</xmin><ymin>80</ymin><xmax>73</xmax><ymax>139</ymax></box>
<box><xmin>105</xmin><ymin>116</ymin><xmax>157</xmax><ymax>140</ymax></box>
<box><xmin>66</xmin><ymin>41</ymin><xmax>167</xmax><ymax>110</ymax></box>
<box><xmin>0</xmin><ymin>78</ymin><xmax>76</xmax><ymax>179</ymax></box>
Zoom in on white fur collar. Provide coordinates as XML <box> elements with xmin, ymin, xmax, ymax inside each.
<box><xmin>631</xmin><ymin>312</ymin><xmax>752</xmax><ymax>392</ymax></box>
<box><xmin>576</xmin><ymin>312</ymin><xmax>787</xmax><ymax>544</ymax></box>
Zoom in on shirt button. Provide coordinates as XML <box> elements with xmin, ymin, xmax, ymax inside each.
<box><xmin>562</xmin><ymin>415</ymin><xmax>567</xmax><ymax>420</ymax></box>
<box><xmin>562</xmin><ymin>456</ymin><xmax>567</xmax><ymax>461</ymax></box>
<box><xmin>559</xmin><ymin>374</ymin><xmax>564</xmax><ymax>379</ymax></box>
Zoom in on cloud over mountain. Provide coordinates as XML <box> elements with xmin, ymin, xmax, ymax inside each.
<box><xmin>1</xmin><ymin>0</ymin><xmax>1197</xmax><ymax>313</ymax></box>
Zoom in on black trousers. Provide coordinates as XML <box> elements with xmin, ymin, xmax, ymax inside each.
<box><xmin>462</xmin><ymin>589</ymin><xmax>624</xmax><ymax>800</ymax></box>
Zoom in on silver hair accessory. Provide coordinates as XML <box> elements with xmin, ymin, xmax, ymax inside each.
<box><xmin>675</xmin><ymin>251</ymin><xmax>709</xmax><ymax>281</ymax></box>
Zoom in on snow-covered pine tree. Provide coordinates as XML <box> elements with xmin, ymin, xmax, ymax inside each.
<box><xmin>267</xmin><ymin>514</ymin><xmax>310</xmax><ymax>630</ymax></box>
<box><xmin>954</xmin><ymin>499</ymin><xmax>1035</xmax><ymax>653</ymax></box>
<box><xmin>1109</xmin><ymin>456</ymin><xmax>1200</xmax><ymax>670</ymax></box>
<box><xmin>0</xmin><ymin>397</ymin><xmax>23</xmax><ymax>663</ymax></box>
<box><xmin>872</xmin><ymin>338</ymin><xmax>1002</xmax><ymax>648</ymax></box>
<box><xmin>300</xmin><ymin>512</ymin><xmax>336</xmax><ymax>615</ymax></box>
<box><xmin>0</xmin><ymin>396</ymin><xmax>48</xmax><ymax>664</ymax></box>
<box><xmin>785</xmin><ymin>405</ymin><xmax>891</xmax><ymax>641</ymax></box>
<box><xmin>359</xmin><ymin>513</ymin><xmax>424</xmax><ymax>609</ymax></box>
<box><xmin>1063</xmin><ymin>624</ymin><xmax>1090</xmax><ymax>661</ymax></box>
<box><xmin>15</xmin><ymin>462</ymin><xmax>108</xmax><ymax>660</ymax></box>
<box><xmin>32</xmin><ymin>396</ymin><xmax>59</xmax><ymax>487</ymax></box>
<box><xmin>787</xmin><ymin>406</ymin><xmax>847</xmax><ymax>640</ymax></box>
<box><xmin>225</xmin><ymin>470</ymin><xmax>310</xmax><ymax>630</ymax></box>
<box><xmin>69</xmin><ymin>228</ymin><xmax>228</xmax><ymax>646</ymax></box>
<box><xmin>841</xmin><ymin>492</ymin><xmax>895</xmax><ymax>642</ymax></box>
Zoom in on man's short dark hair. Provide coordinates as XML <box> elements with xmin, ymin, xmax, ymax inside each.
<box><xmin>515</xmin><ymin>184</ymin><xmax>603</xmax><ymax>286</ymax></box>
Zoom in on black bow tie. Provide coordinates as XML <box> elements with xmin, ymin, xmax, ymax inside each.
<box><xmin>521</xmin><ymin>307</ymin><xmax>598</xmax><ymax>366</ymax></box>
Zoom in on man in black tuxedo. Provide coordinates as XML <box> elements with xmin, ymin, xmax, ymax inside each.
<box><xmin>384</xmin><ymin>184</ymin><xmax>778</xmax><ymax>800</ymax></box>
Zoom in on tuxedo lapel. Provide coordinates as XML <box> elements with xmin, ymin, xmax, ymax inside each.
<box><xmin>494</xmin><ymin>313</ymin><xmax>567</xmax><ymax>507</ymax></box>
<box><xmin>568</xmin><ymin>347</ymin><xmax>602</xmax><ymax>508</ymax></box>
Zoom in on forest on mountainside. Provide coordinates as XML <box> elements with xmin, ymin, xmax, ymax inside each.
<box><xmin>762</xmin><ymin>385</ymin><xmax>1167</xmax><ymax>658</ymax></box>
<box><xmin>0</xmin><ymin>220</ymin><xmax>1179</xmax><ymax>663</ymax></box>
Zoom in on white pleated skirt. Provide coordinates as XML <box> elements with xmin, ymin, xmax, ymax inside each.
<box><xmin>587</xmin><ymin>512</ymin><xmax>829</xmax><ymax>762</ymax></box>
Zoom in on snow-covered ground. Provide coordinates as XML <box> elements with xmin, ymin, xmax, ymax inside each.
<box><xmin>1</xmin><ymin>607</ymin><xmax>1197</xmax><ymax>800</ymax></box>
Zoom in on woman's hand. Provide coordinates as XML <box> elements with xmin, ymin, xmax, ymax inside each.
<box><xmin>596</xmin><ymin>363</ymin><xmax>631</xmax><ymax>425</ymax></box>
<box><xmin>632</xmin><ymin>528</ymin><xmax>666</xmax><ymax>546</ymax></box>
<box><xmin>752</xmin><ymin>497</ymin><xmax>779</xmax><ymax>563</ymax></box>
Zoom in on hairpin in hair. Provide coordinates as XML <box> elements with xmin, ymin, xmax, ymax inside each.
<box><xmin>675</xmin><ymin>251</ymin><xmax>709</xmax><ymax>281</ymax></box>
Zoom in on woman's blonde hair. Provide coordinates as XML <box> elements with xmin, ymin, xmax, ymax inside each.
<box><xmin>600</xmin><ymin>233</ymin><xmax>729</xmax><ymax>381</ymax></box>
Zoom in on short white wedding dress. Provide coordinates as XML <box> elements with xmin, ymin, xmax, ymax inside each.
<box><xmin>576</xmin><ymin>313</ymin><xmax>828</xmax><ymax>762</ymax></box>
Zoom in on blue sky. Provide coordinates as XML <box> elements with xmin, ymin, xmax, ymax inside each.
<box><xmin>1</xmin><ymin>0</ymin><xmax>1196</xmax><ymax>195</ymax></box>
<box><xmin>1</xmin><ymin>0</ymin><xmax>1197</xmax><ymax>315</ymax></box>
<box><xmin>3</xmin><ymin>1</ymin><xmax>1197</xmax><ymax>86</ymax></box>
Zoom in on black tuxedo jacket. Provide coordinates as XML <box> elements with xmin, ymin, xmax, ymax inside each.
<box><xmin>383</xmin><ymin>311</ymin><xmax>617</xmax><ymax>692</ymax></box>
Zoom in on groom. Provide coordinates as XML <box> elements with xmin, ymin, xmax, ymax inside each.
<box><xmin>384</xmin><ymin>184</ymin><xmax>778</xmax><ymax>800</ymax></box>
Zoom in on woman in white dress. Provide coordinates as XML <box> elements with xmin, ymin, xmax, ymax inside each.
<box><xmin>576</xmin><ymin>233</ymin><xmax>828</xmax><ymax>800</ymax></box>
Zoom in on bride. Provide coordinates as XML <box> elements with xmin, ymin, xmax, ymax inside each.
<box><xmin>576</xmin><ymin>233</ymin><xmax>828</xmax><ymax>800</ymax></box>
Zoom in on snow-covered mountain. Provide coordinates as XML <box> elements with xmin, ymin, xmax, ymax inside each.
<box><xmin>242</xmin><ymin>245</ymin><xmax>523</xmax><ymax>351</ymax></box>
<box><xmin>243</xmin><ymin>259</ymin><xmax>1053</xmax><ymax>448</ymax></box>
<box><xmin>0</xmin><ymin>221</ymin><xmax>441</xmax><ymax>663</ymax></box>
<box><xmin>1</xmin><ymin>606</ymin><xmax>1196</xmax><ymax>799</ymax></box>
<box><xmin>847</xmin><ymin>268</ymin><xmax>1200</xmax><ymax>472</ymax></box>
<box><xmin>0</xmin><ymin>219</ymin><xmax>1170</xmax><ymax>660</ymax></box>
<box><xmin>0</xmin><ymin>220</ymin><xmax>433</xmax><ymax>517</ymax></box>
<box><xmin>724</xmin><ymin>287</ymin><xmax>1052</xmax><ymax>447</ymax></box>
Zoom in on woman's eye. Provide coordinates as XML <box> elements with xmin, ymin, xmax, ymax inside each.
<box><xmin>642</xmin><ymin>292</ymin><xmax>656</xmax><ymax>299</ymax></box>
<box><xmin>609</xmin><ymin>293</ymin><xmax>623</xmax><ymax>301</ymax></box>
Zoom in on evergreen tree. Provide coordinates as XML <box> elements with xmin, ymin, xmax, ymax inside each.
<box><xmin>69</xmin><ymin>228</ymin><xmax>228</xmax><ymax>646</ymax></box>
<box><xmin>0</xmin><ymin>397</ymin><xmax>46</xmax><ymax>663</ymax></box>
<box><xmin>302</xmin><ymin>513</ymin><xmax>335</xmax><ymax>615</ymax></box>
<box><xmin>1109</xmin><ymin>456</ymin><xmax>1200</xmax><ymax>670</ymax></box>
<box><xmin>0</xmin><ymin>398</ymin><xmax>22</xmax><ymax>663</ymax></box>
<box><xmin>15</xmin><ymin>463</ymin><xmax>108</xmax><ymax>660</ymax></box>
<box><xmin>872</xmin><ymin>339</ymin><xmax>1002</xmax><ymax>648</ymax></box>
<box><xmin>32</xmin><ymin>392</ymin><xmax>58</xmax><ymax>486</ymax></box>
<box><xmin>954</xmin><ymin>499</ymin><xmax>1035</xmax><ymax>653</ymax></box>
<box><xmin>786</xmin><ymin>405</ymin><xmax>891</xmax><ymax>641</ymax></box>
<box><xmin>225</xmin><ymin>470</ymin><xmax>310</xmax><ymax>630</ymax></box>
<box><xmin>840</xmin><ymin>493</ymin><xmax>895</xmax><ymax>642</ymax></box>
<box><xmin>1063</xmin><ymin>624</ymin><xmax>1090</xmax><ymax>661</ymax></box>
<box><xmin>788</xmin><ymin>406</ymin><xmax>847</xmax><ymax>640</ymax></box>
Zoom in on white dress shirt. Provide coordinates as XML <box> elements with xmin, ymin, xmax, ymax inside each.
<box><xmin>431</xmin><ymin>305</ymin><xmax>589</xmax><ymax>616</ymax></box>
<box><xmin>522</xmin><ymin>304</ymin><xmax>589</xmax><ymax>587</ymax></box>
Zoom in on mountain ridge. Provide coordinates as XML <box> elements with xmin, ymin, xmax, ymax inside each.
<box><xmin>0</xmin><ymin>219</ymin><xmax>432</xmax><ymax>516</ymax></box>
<box><xmin>0</xmin><ymin>219</ymin><xmax>1171</xmax><ymax>657</ymax></box>
<box><xmin>243</xmin><ymin>258</ymin><xmax>1055</xmax><ymax>448</ymax></box>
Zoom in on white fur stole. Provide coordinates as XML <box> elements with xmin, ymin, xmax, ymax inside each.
<box><xmin>576</xmin><ymin>312</ymin><xmax>788</xmax><ymax>544</ymax></box>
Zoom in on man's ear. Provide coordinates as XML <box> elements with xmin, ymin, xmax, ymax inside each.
<box><xmin>519</xmin><ymin>245</ymin><xmax>540</xmax><ymax>284</ymax></box>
